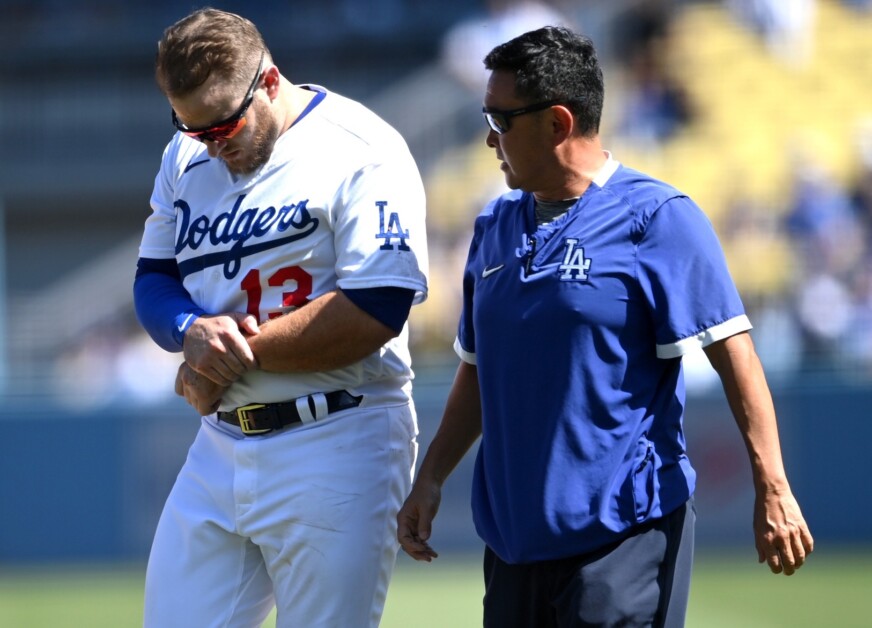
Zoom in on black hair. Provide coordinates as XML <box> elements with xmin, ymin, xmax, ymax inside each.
<box><xmin>484</xmin><ymin>25</ymin><xmax>604</xmax><ymax>136</ymax></box>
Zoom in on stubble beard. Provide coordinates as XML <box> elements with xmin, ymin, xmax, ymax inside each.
<box><xmin>224</xmin><ymin>102</ymin><xmax>282</xmax><ymax>176</ymax></box>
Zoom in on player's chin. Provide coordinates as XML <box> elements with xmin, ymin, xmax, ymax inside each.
<box><xmin>223</xmin><ymin>152</ymin><xmax>260</xmax><ymax>176</ymax></box>
<box><xmin>220</xmin><ymin>150</ymin><xmax>243</xmax><ymax>168</ymax></box>
<box><xmin>226</xmin><ymin>139</ymin><xmax>272</xmax><ymax>175</ymax></box>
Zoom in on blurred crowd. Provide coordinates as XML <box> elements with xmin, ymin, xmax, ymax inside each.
<box><xmin>34</xmin><ymin>0</ymin><xmax>872</xmax><ymax>406</ymax></box>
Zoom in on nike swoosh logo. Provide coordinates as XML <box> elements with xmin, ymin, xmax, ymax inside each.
<box><xmin>482</xmin><ymin>264</ymin><xmax>505</xmax><ymax>278</ymax></box>
<box><xmin>177</xmin><ymin>313</ymin><xmax>196</xmax><ymax>333</ymax></box>
<box><xmin>183</xmin><ymin>158</ymin><xmax>210</xmax><ymax>174</ymax></box>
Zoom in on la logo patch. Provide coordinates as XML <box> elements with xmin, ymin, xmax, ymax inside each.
<box><xmin>374</xmin><ymin>200</ymin><xmax>411</xmax><ymax>251</ymax></box>
<box><xmin>558</xmin><ymin>238</ymin><xmax>591</xmax><ymax>281</ymax></box>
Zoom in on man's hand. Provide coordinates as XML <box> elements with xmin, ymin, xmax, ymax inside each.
<box><xmin>183</xmin><ymin>313</ymin><xmax>259</xmax><ymax>386</ymax></box>
<box><xmin>704</xmin><ymin>334</ymin><xmax>814</xmax><ymax>577</ymax></box>
<box><xmin>397</xmin><ymin>480</ymin><xmax>441</xmax><ymax>562</ymax></box>
<box><xmin>754</xmin><ymin>488</ymin><xmax>814</xmax><ymax>576</ymax></box>
<box><xmin>175</xmin><ymin>362</ymin><xmax>229</xmax><ymax>415</ymax></box>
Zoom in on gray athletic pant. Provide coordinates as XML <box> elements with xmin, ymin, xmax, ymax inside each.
<box><xmin>482</xmin><ymin>498</ymin><xmax>695</xmax><ymax>628</ymax></box>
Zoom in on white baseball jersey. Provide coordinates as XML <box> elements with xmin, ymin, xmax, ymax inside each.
<box><xmin>139</xmin><ymin>86</ymin><xmax>429</xmax><ymax>410</ymax></box>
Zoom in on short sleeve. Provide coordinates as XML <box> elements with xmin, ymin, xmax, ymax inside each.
<box><xmin>332</xmin><ymin>153</ymin><xmax>429</xmax><ymax>304</ymax></box>
<box><xmin>455</xmin><ymin>257</ymin><xmax>477</xmax><ymax>364</ymax></box>
<box><xmin>139</xmin><ymin>136</ymin><xmax>190</xmax><ymax>260</ymax></box>
<box><xmin>636</xmin><ymin>196</ymin><xmax>750</xmax><ymax>358</ymax></box>
<box><xmin>454</xmin><ymin>210</ymin><xmax>491</xmax><ymax>364</ymax></box>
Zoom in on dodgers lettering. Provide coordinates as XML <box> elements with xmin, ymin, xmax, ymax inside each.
<box><xmin>174</xmin><ymin>194</ymin><xmax>319</xmax><ymax>279</ymax></box>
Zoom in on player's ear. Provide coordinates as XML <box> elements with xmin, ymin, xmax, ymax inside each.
<box><xmin>262</xmin><ymin>65</ymin><xmax>281</xmax><ymax>100</ymax></box>
<box><xmin>551</xmin><ymin>105</ymin><xmax>575</xmax><ymax>145</ymax></box>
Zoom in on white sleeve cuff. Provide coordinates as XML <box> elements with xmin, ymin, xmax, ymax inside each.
<box><xmin>453</xmin><ymin>337</ymin><xmax>477</xmax><ymax>365</ymax></box>
<box><xmin>656</xmin><ymin>315</ymin><xmax>753</xmax><ymax>359</ymax></box>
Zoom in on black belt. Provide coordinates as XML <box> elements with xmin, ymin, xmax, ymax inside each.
<box><xmin>217</xmin><ymin>390</ymin><xmax>363</xmax><ymax>435</ymax></box>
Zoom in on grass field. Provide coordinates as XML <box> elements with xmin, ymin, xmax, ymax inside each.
<box><xmin>1</xmin><ymin>549</ymin><xmax>870</xmax><ymax>627</ymax></box>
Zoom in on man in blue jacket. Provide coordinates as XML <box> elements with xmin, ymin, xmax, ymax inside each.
<box><xmin>397</xmin><ymin>25</ymin><xmax>813</xmax><ymax>628</ymax></box>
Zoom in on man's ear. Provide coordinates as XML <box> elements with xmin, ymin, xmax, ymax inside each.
<box><xmin>551</xmin><ymin>104</ymin><xmax>575</xmax><ymax>145</ymax></box>
<box><xmin>263</xmin><ymin>65</ymin><xmax>281</xmax><ymax>100</ymax></box>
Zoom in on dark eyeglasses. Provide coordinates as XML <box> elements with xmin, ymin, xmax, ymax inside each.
<box><xmin>482</xmin><ymin>99</ymin><xmax>565</xmax><ymax>135</ymax></box>
<box><xmin>171</xmin><ymin>53</ymin><xmax>265</xmax><ymax>142</ymax></box>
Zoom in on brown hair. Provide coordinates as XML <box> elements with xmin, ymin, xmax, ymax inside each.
<box><xmin>155</xmin><ymin>7</ymin><xmax>267</xmax><ymax>98</ymax></box>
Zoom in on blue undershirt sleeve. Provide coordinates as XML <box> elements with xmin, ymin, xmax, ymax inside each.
<box><xmin>340</xmin><ymin>287</ymin><xmax>415</xmax><ymax>333</ymax></box>
<box><xmin>134</xmin><ymin>257</ymin><xmax>206</xmax><ymax>352</ymax></box>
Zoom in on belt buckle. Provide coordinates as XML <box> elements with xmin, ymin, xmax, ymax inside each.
<box><xmin>235</xmin><ymin>403</ymin><xmax>271</xmax><ymax>435</ymax></box>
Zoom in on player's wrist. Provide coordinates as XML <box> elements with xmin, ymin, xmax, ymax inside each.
<box><xmin>172</xmin><ymin>312</ymin><xmax>202</xmax><ymax>348</ymax></box>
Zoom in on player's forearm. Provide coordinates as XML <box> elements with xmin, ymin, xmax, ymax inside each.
<box><xmin>705</xmin><ymin>333</ymin><xmax>790</xmax><ymax>491</ymax></box>
<box><xmin>247</xmin><ymin>290</ymin><xmax>396</xmax><ymax>373</ymax></box>
<box><xmin>416</xmin><ymin>361</ymin><xmax>483</xmax><ymax>487</ymax></box>
<box><xmin>134</xmin><ymin>259</ymin><xmax>205</xmax><ymax>352</ymax></box>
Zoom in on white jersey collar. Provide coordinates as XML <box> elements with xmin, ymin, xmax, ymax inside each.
<box><xmin>592</xmin><ymin>151</ymin><xmax>620</xmax><ymax>188</ymax></box>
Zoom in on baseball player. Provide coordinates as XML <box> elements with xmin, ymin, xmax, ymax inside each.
<box><xmin>397</xmin><ymin>26</ymin><xmax>813</xmax><ymax>627</ymax></box>
<box><xmin>133</xmin><ymin>9</ymin><xmax>428</xmax><ymax>627</ymax></box>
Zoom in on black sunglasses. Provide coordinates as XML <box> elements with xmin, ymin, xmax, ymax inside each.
<box><xmin>482</xmin><ymin>99</ymin><xmax>565</xmax><ymax>135</ymax></box>
<box><xmin>171</xmin><ymin>52</ymin><xmax>265</xmax><ymax>142</ymax></box>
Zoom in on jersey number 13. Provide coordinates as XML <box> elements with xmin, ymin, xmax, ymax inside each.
<box><xmin>241</xmin><ymin>266</ymin><xmax>312</xmax><ymax>321</ymax></box>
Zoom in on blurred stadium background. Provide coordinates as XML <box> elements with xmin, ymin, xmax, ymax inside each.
<box><xmin>1</xmin><ymin>0</ymin><xmax>871</xmax><ymax>624</ymax></box>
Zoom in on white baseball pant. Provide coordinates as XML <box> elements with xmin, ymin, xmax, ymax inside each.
<box><xmin>143</xmin><ymin>402</ymin><xmax>418</xmax><ymax>627</ymax></box>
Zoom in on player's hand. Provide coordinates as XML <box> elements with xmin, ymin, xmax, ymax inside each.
<box><xmin>175</xmin><ymin>362</ymin><xmax>229</xmax><ymax>415</ymax></box>
<box><xmin>753</xmin><ymin>487</ymin><xmax>814</xmax><ymax>576</ymax></box>
<box><xmin>183</xmin><ymin>313</ymin><xmax>260</xmax><ymax>386</ymax></box>
<box><xmin>397</xmin><ymin>480</ymin><xmax>441</xmax><ymax>562</ymax></box>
